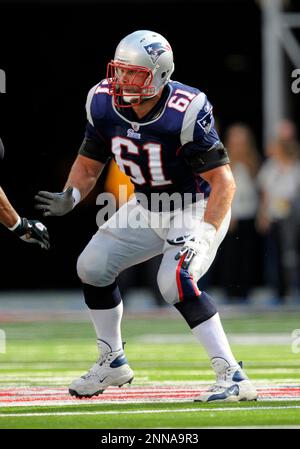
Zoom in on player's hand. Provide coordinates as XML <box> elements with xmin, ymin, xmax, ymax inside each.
<box><xmin>174</xmin><ymin>237</ymin><xmax>201</xmax><ymax>269</ymax></box>
<box><xmin>35</xmin><ymin>187</ymin><xmax>75</xmax><ymax>217</ymax></box>
<box><xmin>13</xmin><ymin>218</ymin><xmax>50</xmax><ymax>250</ymax></box>
<box><xmin>169</xmin><ymin>223</ymin><xmax>217</xmax><ymax>270</ymax></box>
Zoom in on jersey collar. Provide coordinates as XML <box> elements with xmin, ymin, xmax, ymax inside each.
<box><xmin>114</xmin><ymin>84</ymin><xmax>171</xmax><ymax>125</ymax></box>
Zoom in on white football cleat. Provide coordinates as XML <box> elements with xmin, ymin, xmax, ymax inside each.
<box><xmin>69</xmin><ymin>339</ymin><xmax>134</xmax><ymax>398</ymax></box>
<box><xmin>194</xmin><ymin>357</ymin><xmax>258</xmax><ymax>403</ymax></box>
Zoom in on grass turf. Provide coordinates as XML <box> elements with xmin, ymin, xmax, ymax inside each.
<box><xmin>0</xmin><ymin>311</ymin><xmax>300</xmax><ymax>428</ymax></box>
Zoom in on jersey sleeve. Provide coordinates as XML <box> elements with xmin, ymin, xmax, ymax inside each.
<box><xmin>78</xmin><ymin>82</ymin><xmax>111</xmax><ymax>163</ymax></box>
<box><xmin>180</xmin><ymin>93</ymin><xmax>221</xmax><ymax>153</ymax></box>
<box><xmin>78</xmin><ymin>123</ymin><xmax>111</xmax><ymax>163</ymax></box>
<box><xmin>179</xmin><ymin>93</ymin><xmax>230</xmax><ymax>173</ymax></box>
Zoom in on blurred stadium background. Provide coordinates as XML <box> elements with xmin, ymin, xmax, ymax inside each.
<box><xmin>1</xmin><ymin>0</ymin><xmax>300</xmax><ymax>429</ymax></box>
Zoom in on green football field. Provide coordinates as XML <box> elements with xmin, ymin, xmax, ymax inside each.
<box><xmin>1</xmin><ymin>309</ymin><xmax>300</xmax><ymax>429</ymax></box>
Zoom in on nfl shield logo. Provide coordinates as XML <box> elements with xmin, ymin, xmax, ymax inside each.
<box><xmin>132</xmin><ymin>122</ymin><xmax>140</xmax><ymax>131</ymax></box>
<box><xmin>143</xmin><ymin>42</ymin><xmax>169</xmax><ymax>64</ymax></box>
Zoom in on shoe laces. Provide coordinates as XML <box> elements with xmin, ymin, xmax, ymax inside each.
<box><xmin>207</xmin><ymin>380</ymin><xmax>232</xmax><ymax>392</ymax></box>
<box><xmin>208</xmin><ymin>365</ymin><xmax>243</xmax><ymax>392</ymax></box>
<box><xmin>215</xmin><ymin>365</ymin><xmax>241</xmax><ymax>382</ymax></box>
<box><xmin>81</xmin><ymin>351</ymin><xmax>115</xmax><ymax>379</ymax></box>
<box><xmin>99</xmin><ymin>351</ymin><xmax>115</xmax><ymax>366</ymax></box>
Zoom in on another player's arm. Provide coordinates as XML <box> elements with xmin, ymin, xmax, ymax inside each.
<box><xmin>0</xmin><ymin>186</ymin><xmax>19</xmax><ymax>228</ymax></box>
<box><xmin>0</xmin><ymin>186</ymin><xmax>50</xmax><ymax>249</ymax></box>
<box><xmin>200</xmin><ymin>164</ymin><xmax>236</xmax><ymax>231</ymax></box>
<box><xmin>0</xmin><ymin>136</ymin><xmax>49</xmax><ymax>248</ymax></box>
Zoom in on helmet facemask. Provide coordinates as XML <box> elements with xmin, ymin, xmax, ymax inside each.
<box><xmin>107</xmin><ymin>61</ymin><xmax>157</xmax><ymax>108</ymax></box>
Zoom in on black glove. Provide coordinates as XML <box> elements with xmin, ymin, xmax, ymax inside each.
<box><xmin>13</xmin><ymin>218</ymin><xmax>50</xmax><ymax>250</ymax></box>
<box><xmin>35</xmin><ymin>186</ymin><xmax>75</xmax><ymax>217</ymax></box>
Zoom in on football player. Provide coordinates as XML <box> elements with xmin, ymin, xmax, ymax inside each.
<box><xmin>35</xmin><ymin>30</ymin><xmax>257</xmax><ymax>402</ymax></box>
<box><xmin>0</xmin><ymin>137</ymin><xmax>50</xmax><ymax>249</ymax></box>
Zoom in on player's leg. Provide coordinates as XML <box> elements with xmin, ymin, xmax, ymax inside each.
<box><xmin>70</xmin><ymin>200</ymin><xmax>164</xmax><ymax>397</ymax></box>
<box><xmin>157</xmin><ymin>207</ymin><xmax>257</xmax><ymax>402</ymax></box>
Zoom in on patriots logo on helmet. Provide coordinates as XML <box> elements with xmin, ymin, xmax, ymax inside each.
<box><xmin>143</xmin><ymin>42</ymin><xmax>169</xmax><ymax>64</ymax></box>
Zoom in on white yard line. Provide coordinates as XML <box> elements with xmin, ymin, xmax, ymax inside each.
<box><xmin>162</xmin><ymin>425</ymin><xmax>300</xmax><ymax>429</ymax></box>
<box><xmin>1</xmin><ymin>385</ymin><xmax>300</xmax><ymax>407</ymax></box>
<box><xmin>137</xmin><ymin>333</ymin><xmax>295</xmax><ymax>345</ymax></box>
<box><xmin>1</xmin><ymin>405</ymin><xmax>300</xmax><ymax>418</ymax></box>
<box><xmin>1</xmin><ymin>397</ymin><xmax>300</xmax><ymax>407</ymax></box>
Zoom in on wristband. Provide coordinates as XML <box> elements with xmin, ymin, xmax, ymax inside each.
<box><xmin>8</xmin><ymin>216</ymin><xmax>21</xmax><ymax>231</ymax></box>
<box><xmin>203</xmin><ymin>221</ymin><xmax>217</xmax><ymax>233</ymax></box>
<box><xmin>71</xmin><ymin>187</ymin><xmax>81</xmax><ymax>207</ymax></box>
<box><xmin>201</xmin><ymin>221</ymin><xmax>217</xmax><ymax>245</ymax></box>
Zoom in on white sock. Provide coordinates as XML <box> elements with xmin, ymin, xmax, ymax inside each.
<box><xmin>88</xmin><ymin>302</ymin><xmax>123</xmax><ymax>352</ymax></box>
<box><xmin>192</xmin><ymin>313</ymin><xmax>237</xmax><ymax>366</ymax></box>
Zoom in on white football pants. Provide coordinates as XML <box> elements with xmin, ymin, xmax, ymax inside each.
<box><xmin>77</xmin><ymin>197</ymin><xmax>230</xmax><ymax>305</ymax></box>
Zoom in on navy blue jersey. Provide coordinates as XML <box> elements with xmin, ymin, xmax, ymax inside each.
<box><xmin>83</xmin><ymin>79</ymin><xmax>222</xmax><ymax>202</ymax></box>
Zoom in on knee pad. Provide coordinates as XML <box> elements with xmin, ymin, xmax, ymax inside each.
<box><xmin>83</xmin><ymin>281</ymin><xmax>122</xmax><ymax>310</ymax></box>
<box><xmin>157</xmin><ymin>269</ymin><xmax>178</xmax><ymax>305</ymax></box>
<box><xmin>77</xmin><ymin>249</ymin><xmax>114</xmax><ymax>287</ymax></box>
<box><xmin>174</xmin><ymin>291</ymin><xmax>217</xmax><ymax>329</ymax></box>
<box><xmin>157</xmin><ymin>259</ymin><xmax>204</xmax><ymax>305</ymax></box>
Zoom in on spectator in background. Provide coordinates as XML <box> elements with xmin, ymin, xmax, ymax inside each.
<box><xmin>256</xmin><ymin>136</ymin><xmax>300</xmax><ymax>303</ymax></box>
<box><xmin>265</xmin><ymin>119</ymin><xmax>298</xmax><ymax>158</ymax></box>
<box><xmin>276</xmin><ymin>119</ymin><xmax>298</xmax><ymax>143</ymax></box>
<box><xmin>217</xmin><ymin>124</ymin><xmax>261</xmax><ymax>302</ymax></box>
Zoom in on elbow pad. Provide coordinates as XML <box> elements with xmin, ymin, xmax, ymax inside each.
<box><xmin>183</xmin><ymin>142</ymin><xmax>230</xmax><ymax>174</ymax></box>
<box><xmin>78</xmin><ymin>138</ymin><xmax>110</xmax><ymax>164</ymax></box>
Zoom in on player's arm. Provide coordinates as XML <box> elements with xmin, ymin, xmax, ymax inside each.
<box><xmin>63</xmin><ymin>155</ymin><xmax>105</xmax><ymax>202</ymax></box>
<box><xmin>174</xmin><ymin>156</ymin><xmax>235</xmax><ymax>269</ymax></box>
<box><xmin>181</xmin><ymin>137</ymin><xmax>234</xmax><ymax>229</ymax></box>
<box><xmin>35</xmin><ymin>82</ymin><xmax>111</xmax><ymax>217</ymax></box>
<box><xmin>181</xmin><ymin>94</ymin><xmax>234</xmax><ymax>230</ymax></box>
<box><xmin>35</xmin><ymin>132</ymin><xmax>109</xmax><ymax>217</ymax></box>
<box><xmin>35</xmin><ymin>154</ymin><xmax>105</xmax><ymax>217</ymax></box>
<box><xmin>174</xmin><ymin>159</ymin><xmax>235</xmax><ymax>269</ymax></box>
<box><xmin>174</xmin><ymin>94</ymin><xmax>235</xmax><ymax>267</ymax></box>
<box><xmin>200</xmin><ymin>164</ymin><xmax>236</xmax><ymax>230</ymax></box>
